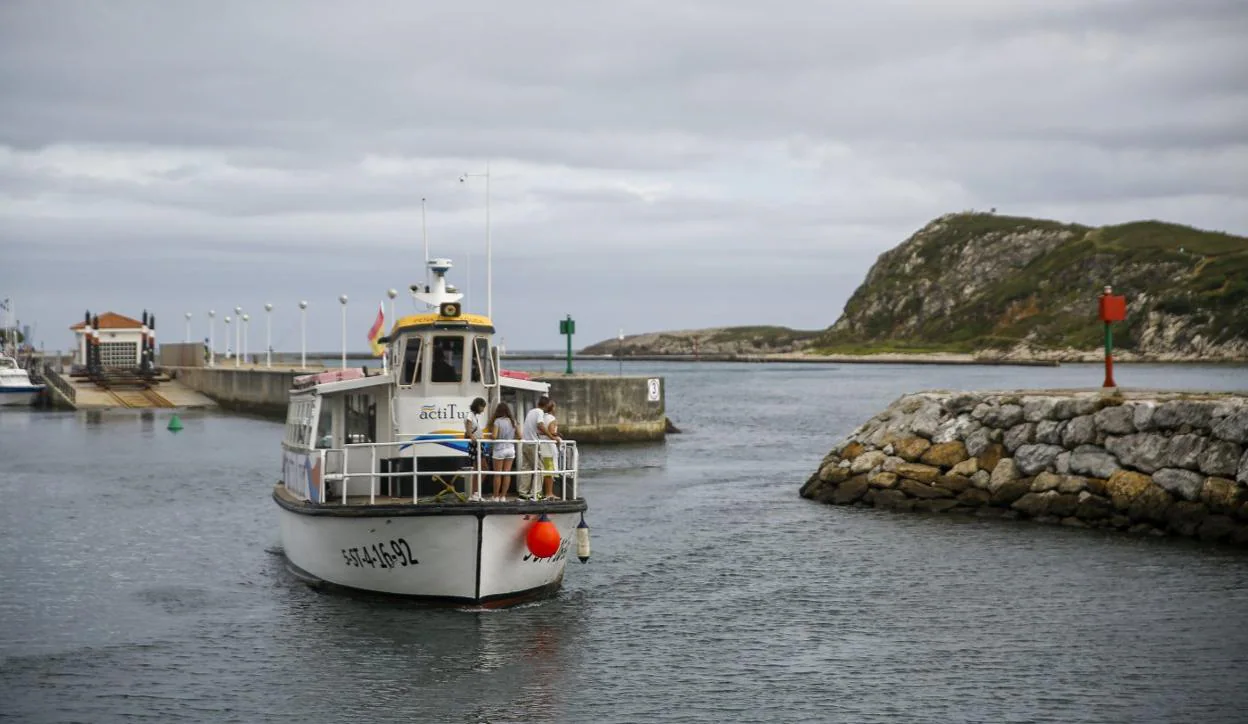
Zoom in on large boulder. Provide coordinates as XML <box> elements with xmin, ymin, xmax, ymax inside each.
<box><xmin>1212</xmin><ymin>408</ymin><xmax>1248</xmax><ymax>444</ymax></box>
<box><xmin>1061</xmin><ymin>415</ymin><xmax>1098</xmax><ymax>447</ymax></box>
<box><xmin>1152</xmin><ymin>468</ymin><xmax>1204</xmax><ymax>502</ymax></box>
<box><xmin>1240</xmin><ymin>448</ymin><xmax>1248</xmax><ymax>485</ymax></box>
<box><xmin>868</xmin><ymin>471</ymin><xmax>899</xmax><ymax>489</ymax></box>
<box><xmin>893</xmin><ymin>462</ymin><xmax>940</xmax><ymax>484</ymax></box>
<box><xmin>1198</xmin><ymin>441</ymin><xmax>1242</xmax><ymax>477</ymax></box>
<box><xmin>1014</xmin><ymin>444</ymin><xmax>1065</xmax><ymax>476</ymax></box>
<box><xmin>1004</xmin><ymin>423</ymin><xmax>1035</xmax><ymax>453</ymax></box>
<box><xmin>1035</xmin><ymin>419</ymin><xmax>1065</xmax><ymax>445</ymax></box>
<box><xmin>831</xmin><ymin>475</ymin><xmax>871</xmax><ymax>504</ymax></box>
<box><xmin>1106</xmin><ymin>470</ymin><xmax>1154</xmax><ymax>510</ymax></box>
<box><xmin>1022</xmin><ymin>396</ymin><xmax>1058</xmax><ymax>422</ymax></box>
<box><xmin>872</xmin><ymin>489</ymin><xmax>911</xmax><ymax>511</ymax></box>
<box><xmin>1133</xmin><ymin>402</ymin><xmax>1158</xmax><ymax>431</ymax></box>
<box><xmin>1105</xmin><ymin>434</ymin><xmax>1169</xmax><ymax>474</ymax></box>
<box><xmin>1067</xmin><ymin>444</ymin><xmax>1120</xmax><ymax>479</ymax></box>
<box><xmin>1053</xmin><ymin>396</ymin><xmax>1101</xmax><ymax>420</ymax></box>
<box><xmin>1058</xmin><ymin>475</ymin><xmax>1090</xmax><ymax>494</ymax></box>
<box><xmin>950</xmin><ymin>458</ymin><xmax>979</xmax><ymax>476</ymax></box>
<box><xmin>933</xmin><ymin>416</ymin><xmax>979</xmax><ymax>444</ymax></box>
<box><xmin>1049</xmin><ymin>494</ymin><xmax>1080</xmax><ymax>517</ymax></box>
<box><xmin>1013</xmin><ymin>491</ymin><xmax>1057</xmax><ymax>517</ymax></box>
<box><xmin>921</xmin><ymin>441</ymin><xmax>968</xmax><ymax>468</ymax></box>
<box><xmin>1198</xmin><ymin>515</ymin><xmax>1237</xmax><ymax>542</ymax></box>
<box><xmin>1152</xmin><ymin>400</ymin><xmax>1215</xmax><ymax>430</ymax></box>
<box><xmin>1163</xmin><ymin>434</ymin><xmax>1206</xmax><ymax>471</ymax></box>
<box><xmin>1199</xmin><ymin>477</ymin><xmax>1243</xmax><ymax>514</ymax></box>
<box><xmin>894</xmin><ymin>436</ymin><xmax>932</xmax><ymax>462</ymax></box>
<box><xmin>990</xmin><ymin>479</ymin><xmax>1032</xmax><ymax>506</ymax></box>
<box><xmin>977</xmin><ymin>443</ymin><xmax>1006</xmax><ymax>474</ymax></box>
<box><xmin>982</xmin><ymin>404</ymin><xmax>1024</xmax><ymax>429</ymax></box>
<box><xmin>970</xmin><ymin>470</ymin><xmax>992</xmax><ymax>490</ymax></box>
<box><xmin>964</xmin><ymin>427</ymin><xmax>993</xmax><ymax>457</ymax></box>
<box><xmin>1127</xmin><ymin>484</ymin><xmax>1174</xmax><ymax>525</ymax></box>
<box><xmin>819</xmin><ymin>464</ymin><xmax>851</xmax><ymax>485</ymax></box>
<box><xmin>1094</xmin><ymin>405</ymin><xmax>1136</xmax><ymax>435</ymax></box>
<box><xmin>1031</xmin><ymin>471</ymin><xmax>1064</xmax><ymax>493</ymax></box>
<box><xmin>850</xmin><ymin>450</ymin><xmax>887</xmax><ymax>474</ymax></box>
<box><xmin>944</xmin><ymin>393</ymin><xmax>983</xmax><ymax>415</ymax></box>
<box><xmin>900</xmin><ymin>478</ymin><xmax>952</xmax><ymax>499</ymax></box>
<box><xmin>913</xmin><ymin>498</ymin><xmax>961</xmax><ymax>513</ymax></box>
<box><xmin>1075</xmin><ymin>491</ymin><xmax>1113</xmax><ymax>520</ymax></box>
<box><xmin>842</xmin><ymin>441</ymin><xmax>866</xmax><ymax>461</ymax></box>
<box><xmin>934</xmin><ymin>474</ymin><xmax>972</xmax><ymax>494</ymax></box>
<box><xmin>988</xmin><ymin>457</ymin><xmax>1020</xmax><ymax>493</ymax></box>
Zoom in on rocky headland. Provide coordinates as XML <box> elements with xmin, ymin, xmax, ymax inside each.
<box><xmin>800</xmin><ymin>390</ymin><xmax>1248</xmax><ymax>545</ymax></box>
<box><xmin>583</xmin><ymin>212</ymin><xmax>1248</xmax><ymax>362</ymax></box>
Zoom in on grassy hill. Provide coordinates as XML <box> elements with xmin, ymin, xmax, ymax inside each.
<box><xmin>819</xmin><ymin>212</ymin><xmax>1248</xmax><ymax>358</ymax></box>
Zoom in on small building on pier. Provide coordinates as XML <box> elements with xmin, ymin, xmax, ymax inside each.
<box><xmin>70</xmin><ymin>312</ymin><xmax>145</xmax><ymax>368</ymax></box>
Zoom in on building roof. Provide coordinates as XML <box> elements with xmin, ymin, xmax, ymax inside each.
<box><xmin>70</xmin><ymin>312</ymin><xmax>144</xmax><ymax>330</ymax></box>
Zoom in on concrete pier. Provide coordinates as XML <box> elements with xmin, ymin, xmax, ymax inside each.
<box><xmin>535</xmin><ymin>374</ymin><xmax>667</xmax><ymax>443</ymax></box>
<box><xmin>170</xmin><ymin>366</ymin><xmax>668</xmax><ymax>442</ymax></box>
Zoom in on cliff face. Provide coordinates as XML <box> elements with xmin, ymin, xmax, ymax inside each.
<box><xmin>822</xmin><ymin>212</ymin><xmax>1248</xmax><ymax>360</ymax></box>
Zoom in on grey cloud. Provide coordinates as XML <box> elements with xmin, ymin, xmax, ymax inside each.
<box><xmin>2</xmin><ymin>0</ymin><xmax>1246</xmax><ymax>348</ymax></box>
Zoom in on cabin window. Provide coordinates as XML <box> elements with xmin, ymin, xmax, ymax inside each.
<box><xmin>399</xmin><ymin>337</ymin><xmax>423</xmax><ymax>387</ymax></box>
<box><xmin>285</xmin><ymin>397</ymin><xmax>316</xmax><ymax>447</ymax></box>
<box><xmin>345</xmin><ymin>393</ymin><xmax>375</xmax><ymax>444</ymax></box>
<box><xmin>316</xmin><ymin>400</ymin><xmax>334</xmax><ymax>448</ymax></box>
<box><xmin>472</xmin><ymin>337</ymin><xmax>496</xmax><ymax>385</ymax></box>
<box><xmin>430</xmin><ymin>336</ymin><xmax>464</xmax><ymax>383</ymax></box>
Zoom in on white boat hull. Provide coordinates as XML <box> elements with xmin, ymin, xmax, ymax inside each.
<box><xmin>0</xmin><ymin>387</ymin><xmax>40</xmax><ymax>407</ymax></box>
<box><xmin>275</xmin><ymin>498</ymin><xmax>583</xmax><ymax>604</ymax></box>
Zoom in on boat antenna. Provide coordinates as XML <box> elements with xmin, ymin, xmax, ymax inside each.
<box><xmin>422</xmin><ymin>197</ymin><xmax>429</xmax><ymax>292</ymax></box>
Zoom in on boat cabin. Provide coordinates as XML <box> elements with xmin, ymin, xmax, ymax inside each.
<box><xmin>281</xmin><ymin>261</ymin><xmax>555</xmax><ymax>503</ymax></box>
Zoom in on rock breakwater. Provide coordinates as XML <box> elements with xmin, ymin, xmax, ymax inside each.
<box><xmin>801</xmin><ymin>390</ymin><xmax>1248</xmax><ymax>545</ymax></box>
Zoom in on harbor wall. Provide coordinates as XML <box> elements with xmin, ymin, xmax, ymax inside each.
<box><xmin>801</xmin><ymin>390</ymin><xmax>1248</xmax><ymax>546</ymax></box>
<box><xmin>171</xmin><ymin>366</ymin><xmax>303</xmax><ymax>417</ymax></box>
<box><xmin>170</xmin><ymin>366</ymin><xmax>668</xmax><ymax>443</ymax></box>
<box><xmin>533</xmin><ymin>375</ymin><xmax>666</xmax><ymax>444</ymax></box>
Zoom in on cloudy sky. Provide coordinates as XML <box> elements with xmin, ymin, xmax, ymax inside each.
<box><xmin>2</xmin><ymin>1</ymin><xmax>1245</xmax><ymax>353</ymax></box>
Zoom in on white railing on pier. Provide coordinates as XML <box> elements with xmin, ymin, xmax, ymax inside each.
<box><xmin>304</xmin><ymin>438</ymin><xmax>579</xmax><ymax>505</ymax></box>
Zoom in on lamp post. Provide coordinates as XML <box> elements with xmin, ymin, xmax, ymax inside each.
<box><xmin>233</xmin><ymin>306</ymin><xmax>242</xmax><ymax>367</ymax></box>
<box><xmin>339</xmin><ymin>294</ymin><xmax>348</xmax><ymax>369</ymax></box>
<box><xmin>242</xmin><ymin>313</ymin><xmax>250</xmax><ymax>365</ymax></box>
<box><xmin>224</xmin><ymin>315</ymin><xmax>232</xmax><ymax>360</ymax></box>
<box><xmin>299</xmin><ymin>301</ymin><xmax>308</xmax><ymax>370</ymax></box>
<box><xmin>208</xmin><ymin>310</ymin><xmax>215</xmax><ymax>367</ymax></box>
<box><xmin>264</xmin><ymin>303</ymin><xmax>273</xmax><ymax>368</ymax></box>
<box><xmin>459</xmin><ymin>160</ymin><xmax>491</xmax><ymax>319</ymax></box>
<box><xmin>184</xmin><ymin>312</ymin><xmax>192</xmax><ymax>343</ymax></box>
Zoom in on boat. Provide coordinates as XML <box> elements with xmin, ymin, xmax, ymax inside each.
<box><xmin>0</xmin><ymin>356</ymin><xmax>43</xmax><ymax>407</ymax></box>
<box><xmin>273</xmin><ymin>258</ymin><xmax>589</xmax><ymax>606</ymax></box>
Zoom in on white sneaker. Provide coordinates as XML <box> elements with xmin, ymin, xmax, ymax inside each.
<box><xmin>468</xmin><ymin>493</ymin><xmax>482</xmax><ymax>502</ymax></box>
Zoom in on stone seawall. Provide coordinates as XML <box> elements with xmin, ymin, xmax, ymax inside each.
<box><xmin>800</xmin><ymin>390</ymin><xmax>1248</xmax><ymax>545</ymax></box>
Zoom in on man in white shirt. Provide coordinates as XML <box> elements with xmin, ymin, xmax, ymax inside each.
<box><xmin>520</xmin><ymin>396</ymin><xmax>550</xmax><ymax>499</ymax></box>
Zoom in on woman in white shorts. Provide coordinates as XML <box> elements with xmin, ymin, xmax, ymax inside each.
<box><xmin>487</xmin><ymin>402</ymin><xmax>519</xmax><ymax>502</ymax></box>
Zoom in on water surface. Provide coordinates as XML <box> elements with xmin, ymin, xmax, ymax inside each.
<box><xmin>2</xmin><ymin>362</ymin><xmax>1246</xmax><ymax>723</ymax></box>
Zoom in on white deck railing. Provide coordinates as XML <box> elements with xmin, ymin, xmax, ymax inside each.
<box><xmin>310</xmin><ymin>438</ymin><xmax>580</xmax><ymax>505</ymax></box>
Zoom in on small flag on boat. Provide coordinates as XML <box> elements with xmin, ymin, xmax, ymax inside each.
<box><xmin>367</xmin><ymin>302</ymin><xmax>385</xmax><ymax>357</ymax></box>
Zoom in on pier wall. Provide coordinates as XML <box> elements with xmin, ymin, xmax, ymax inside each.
<box><xmin>171</xmin><ymin>367</ymin><xmax>302</xmax><ymax>417</ymax></box>
<box><xmin>533</xmin><ymin>375</ymin><xmax>666</xmax><ymax>443</ymax></box>
<box><xmin>801</xmin><ymin>390</ymin><xmax>1248</xmax><ymax>545</ymax></box>
<box><xmin>171</xmin><ymin>366</ymin><xmax>668</xmax><ymax>443</ymax></box>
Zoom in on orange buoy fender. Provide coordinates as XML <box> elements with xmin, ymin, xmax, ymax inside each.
<box><xmin>526</xmin><ymin>513</ymin><xmax>561</xmax><ymax>558</ymax></box>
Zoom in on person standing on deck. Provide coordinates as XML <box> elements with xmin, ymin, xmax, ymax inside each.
<box><xmin>539</xmin><ymin>400</ymin><xmax>564</xmax><ymax>499</ymax></box>
<box><xmin>521</xmin><ymin>395</ymin><xmax>551</xmax><ymax>500</ymax></box>
<box><xmin>464</xmin><ymin>397</ymin><xmax>487</xmax><ymax>502</ymax></box>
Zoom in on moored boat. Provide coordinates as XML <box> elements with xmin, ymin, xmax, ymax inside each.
<box><xmin>273</xmin><ymin>259</ymin><xmax>588</xmax><ymax>605</ymax></box>
<box><xmin>0</xmin><ymin>356</ymin><xmax>43</xmax><ymax>407</ymax></box>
